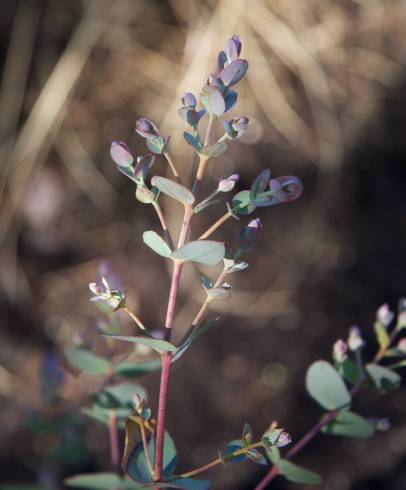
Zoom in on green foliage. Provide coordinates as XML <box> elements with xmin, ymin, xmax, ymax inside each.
<box><xmin>306</xmin><ymin>361</ymin><xmax>351</xmax><ymax>410</ymax></box>
<box><xmin>366</xmin><ymin>363</ymin><xmax>401</xmax><ymax>393</ymax></box>
<box><xmin>374</xmin><ymin>322</ymin><xmax>390</xmax><ymax>350</ymax></box>
<box><xmin>64</xmin><ymin>347</ymin><xmax>110</xmax><ymax>375</ymax></box>
<box><xmin>103</xmin><ymin>335</ymin><xmax>176</xmax><ymax>354</ymax></box>
<box><xmin>231</xmin><ymin>190</ymin><xmax>256</xmax><ymax>215</ymax></box>
<box><xmin>125</xmin><ymin>431</ymin><xmax>177</xmax><ymax>484</ymax></box>
<box><xmin>171</xmin><ymin>240</ymin><xmax>225</xmax><ymax>265</ymax></box>
<box><xmin>276</xmin><ymin>460</ymin><xmax>322</xmax><ymax>485</ymax></box>
<box><xmin>65</xmin><ymin>473</ymin><xmax>122</xmax><ymax>489</ymax></box>
<box><xmin>172</xmin><ymin>317</ymin><xmax>220</xmax><ymax>362</ymax></box>
<box><xmin>151</xmin><ymin>176</ymin><xmax>195</xmax><ymax>205</ymax></box>
<box><xmin>322</xmin><ymin>411</ymin><xmax>375</xmax><ymax>439</ymax></box>
<box><xmin>143</xmin><ymin>230</ymin><xmax>172</xmax><ymax>257</ymax></box>
<box><xmin>114</xmin><ymin>359</ymin><xmax>161</xmax><ymax>378</ymax></box>
<box><xmin>336</xmin><ymin>358</ymin><xmax>360</xmax><ymax>385</ymax></box>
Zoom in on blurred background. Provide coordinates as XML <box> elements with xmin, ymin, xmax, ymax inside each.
<box><xmin>1</xmin><ymin>0</ymin><xmax>406</xmax><ymax>489</ymax></box>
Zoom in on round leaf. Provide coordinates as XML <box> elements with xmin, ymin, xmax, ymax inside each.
<box><xmin>171</xmin><ymin>240</ymin><xmax>225</xmax><ymax>265</ymax></box>
<box><xmin>306</xmin><ymin>360</ymin><xmax>351</xmax><ymax>410</ymax></box>
<box><xmin>143</xmin><ymin>230</ymin><xmax>172</xmax><ymax>258</ymax></box>
<box><xmin>151</xmin><ymin>176</ymin><xmax>195</xmax><ymax>205</ymax></box>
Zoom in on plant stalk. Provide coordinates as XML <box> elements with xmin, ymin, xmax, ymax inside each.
<box><xmin>254</xmin><ymin>333</ymin><xmax>398</xmax><ymax>489</ymax></box>
<box><xmin>108</xmin><ymin>410</ymin><xmax>120</xmax><ymax>475</ymax></box>
<box><xmin>199</xmin><ymin>211</ymin><xmax>232</xmax><ymax>240</ymax></box>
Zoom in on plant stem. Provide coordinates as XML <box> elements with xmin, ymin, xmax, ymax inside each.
<box><xmin>179</xmin><ymin>442</ymin><xmax>264</xmax><ymax>479</ymax></box>
<box><xmin>163</xmin><ymin>152</ymin><xmax>180</xmax><ymax>179</ymax></box>
<box><xmin>152</xmin><ymin>200</ymin><xmax>175</xmax><ymax>249</ymax></box>
<box><xmin>254</xmin><ymin>333</ymin><xmax>398</xmax><ymax>490</ymax></box>
<box><xmin>154</xmin><ymin>114</ymin><xmax>216</xmax><ymax>483</ymax></box>
<box><xmin>122</xmin><ymin>306</ymin><xmax>151</xmax><ymax>336</ymax></box>
<box><xmin>179</xmin><ymin>266</ymin><xmax>229</xmax><ymax>345</ymax></box>
<box><xmin>108</xmin><ymin>410</ymin><xmax>120</xmax><ymax>475</ymax></box>
<box><xmin>154</xmin><ymin>206</ymin><xmax>193</xmax><ymax>483</ymax></box>
<box><xmin>199</xmin><ymin>211</ymin><xmax>232</xmax><ymax>239</ymax></box>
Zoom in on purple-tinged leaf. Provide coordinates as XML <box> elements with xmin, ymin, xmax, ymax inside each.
<box><xmin>276</xmin><ymin>176</ymin><xmax>303</xmax><ymax>202</ymax></box>
<box><xmin>135</xmin><ymin>117</ymin><xmax>159</xmax><ymax>139</ymax></box>
<box><xmin>225</xmin><ymin>36</ymin><xmax>241</xmax><ymax>62</ymax></box>
<box><xmin>218</xmin><ymin>51</ymin><xmax>227</xmax><ymax>71</ymax></box>
<box><xmin>182</xmin><ymin>92</ymin><xmax>197</xmax><ymax>108</ymax></box>
<box><xmin>219</xmin><ymin>59</ymin><xmax>248</xmax><ymax>87</ymax></box>
<box><xmin>146</xmin><ymin>135</ymin><xmax>168</xmax><ymax>155</ymax></box>
<box><xmin>250</xmin><ymin>169</ymin><xmax>271</xmax><ymax>201</ymax></box>
<box><xmin>178</xmin><ymin>107</ymin><xmax>199</xmax><ymax>126</ymax></box>
<box><xmin>200</xmin><ymin>85</ymin><xmax>225</xmax><ymax>116</ymax></box>
<box><xmin>133</xmin><ymin>154</ymin><xmax>155</xmax><ymax>183</ymax></box>
<box><xmin>110</xmin><ymin>141</ymin><xmax>134</xmax><ymax>167</ymax></box>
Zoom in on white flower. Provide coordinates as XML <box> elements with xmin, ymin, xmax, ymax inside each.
<box><xmin>376</xmin><ymin>303</ymin><xmax>394</xmax><ymax>327</ymax></box>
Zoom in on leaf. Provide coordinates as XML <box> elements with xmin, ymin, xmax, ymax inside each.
<box><xmin>224</xmin><ymin>90</ymin><xmax>238</xmax><ymax>113</ymax></box>
<box><xmin>246</xmin><ymin>448</ymin><xmax>267</xmax><ymax>465</ymax></box>
<box><xmin>172</xmin><ymin>317</ymin><xmax>220</xmax><ymax>362</ymax></box>
<box><xmin>146</xmin><ymin>136</ymin><xmax>167</xmax><ymax>155</ymax></box>
<box><xmin>336</xmin><ymin>358</ymin><xmax>360</xmax><ymax>385</ymax></box>
<box><xmin>101</xmin><ymin>382</ymin><xmax>147</xmax><ymax>407</ymax></box>
<box><xmin>151</xmin><ymin>176</ymin><xmax>195</xmax><ymax>205</ymax></box>
<box><xmin>143</xmin><ymin>231</ymin><xmax>172</xmax><ymax>258</ymax></box>
<box><xmin>374</xmin><ymin>322</ymin><xmax>390</xmax><ymax>350</ymax></box>
<box><xmin>219</xmin><ymin>59</ymin><xmax>248</xmax><ymax>86</ymax></box>
<box><xmin>125</xmin><ymin>427</ymin><xmax>177</xmax><ymax>484</ymax></box>
<box><xmin>250</xmin><ymin>169</ymin><xmax>271</xmax><ymax>201</ymax></box>
<box><xmin>64</xmin><ymin>473</ymin><xmax>122</xmax><ymax>489</ymax></box>
<box><xmin>242</xmin><ymin>423</ymin><xmax>253</xmax><ymax>446</ymax></box>
<box><xmin>266</xmin><ymin>447</ymin><xmax>280</xmax><ymax>464</ymax></box>
<box><xmin>114</xmin><ymin>359</ymin><xmax>161</xmax><ymax>378</ymax></box>
<box><xmin>82</xmin><ymin>405</ymin><xmax>132</xmax><ymax>426</ymax></box>
<box><xmin>277</xmin><ymin>460</ymin><xmax>322</xmax><ymax>485</ymax></box>
<box><xmin>322</xmin><ymin>411</ymin><xmax>375</xmax><ymax>439</ymax></box>
<box><xmin>183</xmin><ymin>132</ymin><xmax>202</xmax><ymax>151</ymax></box>
<box><xmin>103</xmin><ymin>335</ymin><xmax>176</xmax><ymax>354</ymax></box>
<box><xmin>231</xmin><ymin>190</ymin><xmax>256</xmax><ymax>215</ymax></box>
<box><xmin>200</xmin><ymin>86</ymin><xmax>225</xmax><ymax>116</ymax></box>
<box><xmin>171</xmin><ymin>241</ymin><xmax>225</xmax><ymax>266</ymax></box>
<box><xmin>224</xmin><ymin>439</ymin><xmax>245</xmax><ymax>463</ymax></box>
<box><xmin>64</xmin><ymin>347</ymin><xmax>110</xmax><ymax>375</ymax></box>
<box><xmin>366</xmin><ymin>363</ymin><xmax>401</xmax><ymax>393</ymax></box>
<box><xmin>306</xmin><ymin>360</ymin><xmax>351</xmax><ymax>410</ymax></box>
<box><xmin>201</xmin><ymin>141</ymin><xmax>228</xmax><ymax>158</ymax></box>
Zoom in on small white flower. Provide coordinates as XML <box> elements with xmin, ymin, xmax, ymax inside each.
<box><xmin>89</xmin><ymin>276</ymin><xmax>125</xmax><ymax>310</ymax></box>
<box><xmin>218</xmin><ymin>174</ymin><xmax>239</xmax><ymax>192</ymax></box>
<box><xmin>333</xmin><ymin>339</ymin><xmax>348</xmax><ymax>363</ymax></box>
<box><xmin>347</xmin><ymin>326</ymin><xmax>365</xmax><ymax>351</ymax></box>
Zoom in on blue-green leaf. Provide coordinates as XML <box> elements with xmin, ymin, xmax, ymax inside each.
<box><xmin>114</xmin><ymin>359</ymin><xmax>161</xmax><ymax>378</ymax></box>
<box><xmin>200</xmin><ymin>86</ymin><xmax>225</xmax><ymax>116</ymax></box>
<box><xmin>171</xmin><ymin>241</ymin><xmax>225</xmax><ymax>266</ymax></box>
<box><xmin>277</xmin><ymin>460</ymin><xmax>322</xmax><ymax>484</ymax></box>
<box><xmin>143</xmin><ymin>231</ymin><xmax>172</xmax><ymax>258</ymax></box>
<box><xmin>101</xmin><ymin>383</ymin><xmax>147</xmax><ymax>407</ymax></box>
<box><xmin>64</xmin><ymin>473</ymin><xmax>122</xmax><ymax>489</ymax></box>
<box><xmin>151</xmin><ymin>176</ymin><xmax>195</xmax><ymax>206</ymax></box>
<box><xmin>172</xmin><ymin>317</ymin><xmax>220</xmax><ymax>363</ymax></box>
<box><xmin>366</xmin><ymin>363</ymin><xmax>401</xmax><ymax>393</ymax></box>
<box><xmin>224</xmin><ymin>439</ymin><xmax>245</xmax><ymax>463</ymax></box>
<box><xmin>64</xmin><ymin>347</ymin><xmax>110</xmax><ymax>375</ymax></box>
<box><xmin>322</xmin><ymin>411</ymin><xmax>375</xmax><ymax>439</ymax></box>
<box><xmin>231</xmin><ymin>190</ymin><xmax>256</xmax><ymax>215</ymax></box>
<box><xmin>200</xmin><ymin>141</ymin><xmax>228</xmax><ymax>158</ymax></box>
<box><xmin>306</xmin><ymin>360</ymin><xmax>351</xmax><ymax>410</ymax></box>
<box><xmin>103</xmin><ymin>335</ymin><xmax>176</xmax><ymax>353</ymax></box>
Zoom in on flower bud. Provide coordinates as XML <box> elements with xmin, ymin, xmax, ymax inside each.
<box><xmin>333</xmin><ymin>339</ymin><xmax>348</xmax><ymax>363</ymax></box>
<box><xmin>135</xmin><ymin>186</ymin><xmax>155</xmax><ymax>204</ymax></box>
<box><xmin>262</xmin><ymin>428</ymin><xmax>292</xmax><ymax>448</ymax></box>
<box><xmin>397</xmin><ymin>338</ymin><xmax>406</xmax><ymax>353</ymax></box>
<box><xmin>369</xmin><ymin>418</ymin><xmax>391</xmax><ymax>431</ymax></box>
<box><xmin>223</xmin><ymin>116</ymin><xmax>249</xmax><ymax>139</ymax></box>
<box><xmin>347</xmin><ymin>326</ymin><xmax>365</xmax><ymax>351</ymax></box>
<box><xmin>182</xmin><ymin>92</ymin><xmax>196</xmax><ymax>109</ymax></box>
<box><xmin>376</xmin><ymin>303</ymin><xmax>394</xmax><ymax>327</ymax></box>
<box><xmin>110</xmin><ymin>141</ymin><xmax>134</xmax><ymax>167</ymax></box>
<box><xmin>218</xmin><ymin>174</ymin><xmax>239</xmax><ymax>192</ymax></box>
<box><xmin>135</xmin><ymin>118</ymin><xmax>159</xmax><ymax>139</ymax></box>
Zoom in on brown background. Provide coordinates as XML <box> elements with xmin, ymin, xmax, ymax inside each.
<box><xmin>1</xmin><ymin>1</ymin><xmax>406</xmax><ymax>489</ymax></box>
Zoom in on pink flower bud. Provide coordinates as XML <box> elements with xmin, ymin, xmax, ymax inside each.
<box><xmin>218</xmin><ymin>174</ymin><xmax>239</xmax><ymax>192</ymax></box>
<box><xmin>333</xmin><ymin>339</ymin><xmax>348</xmax><ymax>363</ymax></box>
<box><xmin>347</xmin><ymin>326</ymin><xmax>365</xmax><ymax>351</ymax></box>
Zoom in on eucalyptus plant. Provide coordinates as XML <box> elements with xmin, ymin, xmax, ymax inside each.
<box><xmin>61</xmin><ymin>35</ymin><xmax>405</xmax><ymax>490</ymax></box>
